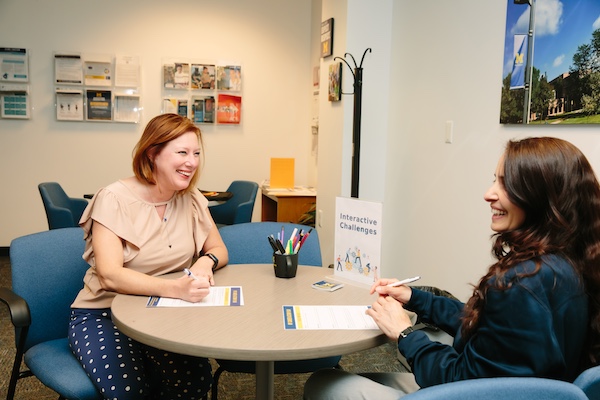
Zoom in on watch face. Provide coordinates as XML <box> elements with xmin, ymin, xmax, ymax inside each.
<box><xmin>400</xmin><ymin>327</ymin><xmax>414</xmax><ymax>338</ymax></box>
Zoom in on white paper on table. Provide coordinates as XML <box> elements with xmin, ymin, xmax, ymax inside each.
<box><xmin>282</xmin><ymin>305</ymin><xmax>379</xmax><ymax>330</ymax></box>
<box><xmin>147</xmin><ymin>286</ymin><xmax>244</xmax><ymax>307</ymax></box>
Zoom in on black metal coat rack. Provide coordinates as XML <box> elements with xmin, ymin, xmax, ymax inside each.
<box><xmin>334</xmin><ymin>48</ymin><xmax>371</xmax><ymax>198</ymax></box>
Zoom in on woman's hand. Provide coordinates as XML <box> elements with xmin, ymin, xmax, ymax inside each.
<box><xmin>370</xmin><ymin>279</ymin><xmax>413</xmax><ymax>304</ymax></box>
<box><xmin>366</xmin><ymin>295</ymin><xmax>413</xmax><ymax>340</ymax></box>
<box><xmin>177</xmin><ymin>274</ymin><xmax>211</xmax><ymax>303</ymax></box>
<box><xmin>190</xmin><ymin>256</ymin><xmax>215</xmax><ymax>285</ymax></box>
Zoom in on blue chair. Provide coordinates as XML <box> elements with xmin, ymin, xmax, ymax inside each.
<box><xmin>208</xmin><ymin>180</ymin><xmax>258</xmax><ymax>228</ymax></box>
<box><xmin>212</xmin><ymin>222</ymin><xmax>340</xmax><ymax>399</ymax></box>
<box><xmin>38</xmin><ymin>182</ymin><xmax>88</xmax><ymax>230</ymax></box>
<box><xmin>401</xmin><ymin>376</ymin><xmax>590</xmax><ymax>400</ymax></box>
<box><xmin>396</xmin><ymin>343</ymin><xmax>600</xmax><ymax>400</ymax></box>
<box><xmin>0</xmin><ymin>227</ymin><xmax>102</xmax><ymax>400</ymax></box>
<box><xmin>219</xmin><ymin>221</ymin><xmax>321</xmax><ymax>266</ymax></box>
<box><xmin>574</xmin><ymin>364</ymin><xmax>600</xmax><ymax>399</ymax></box>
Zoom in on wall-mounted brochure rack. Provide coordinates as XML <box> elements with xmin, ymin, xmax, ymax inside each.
<box><xmin>0</xmin><ymin>47</ymin><xmax>31</xmax><ymax>119</ymax></box>
<box><xmin>161</xmin><ymin>58</ymin><xmax>242</xmax><ymax>125</ymax></box>
<box><xmin>54</xmin><ymin>52</ymin><xmax>142</xmax><ymax>123</ymax></box>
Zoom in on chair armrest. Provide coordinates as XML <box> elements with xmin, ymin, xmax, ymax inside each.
<box><xmin>0</xmin><ymin>287</ymin><xmax>31</xmax><ymax>328</ymax></box>
<box><xmin>232</xmin><ymin>200</ymin><xmax>254</xmax><ymax>224</ymax></box>
<box><xmin>69</xmin><ymin>197</ymin><xmax>89</xmax><ymax>221</ymax></box>
<box><xmin>403</xmin><ymin>377</ymin><xmax>587</xmax><ymax>400</ymax></box>
<box><xmin>46</xmin><ymin>204</ymin><xmax>77</xmax><ymax>229</ymax></box>
<box><xmin>573</xmin><ymin>365</ymin><xmax>600</xmax><ymax>399</ymax></box>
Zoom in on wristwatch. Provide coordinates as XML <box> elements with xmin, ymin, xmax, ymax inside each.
<box><xmin>204</xmin><ymin>253</ymin><xmax>219</xmax><ymax>271</ymax></box>
<box><xmin>397</xmin><ymin>326</ymin><xmax>415</xmax><ymax>343</ymax></box>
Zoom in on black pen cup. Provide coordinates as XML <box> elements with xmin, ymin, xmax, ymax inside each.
<box><xmin>273</xmin><ymin>252</ymin><xmax>298</xmax><ymax>278</ymax></box>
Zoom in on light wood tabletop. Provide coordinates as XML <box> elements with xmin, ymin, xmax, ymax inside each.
<box><xmin>111</xmin><ymin>264</ymin><xmax>387</xmax><ymax>399</ymax></box>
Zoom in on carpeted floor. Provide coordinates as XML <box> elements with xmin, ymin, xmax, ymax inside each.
<box><xmin>0</xmin><ymin>256</ymin><xmax>407</xmax><ymax>399</ymax></box>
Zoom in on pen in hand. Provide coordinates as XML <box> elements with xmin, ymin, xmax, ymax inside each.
<box><xmin>184</xmin><ymin>268</ymin><xmax>198</xmax><ymax>280</ymax></box>
<box><xmin>387</xmin><ymin>276</ymin><xmax>421</xmax><ymax>287</ymax></box>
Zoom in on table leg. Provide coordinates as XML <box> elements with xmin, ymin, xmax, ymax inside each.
<box><xmin>255</xmin><ymin>361</ymin><xmax>275</xmax><ymax>400</ymax></box>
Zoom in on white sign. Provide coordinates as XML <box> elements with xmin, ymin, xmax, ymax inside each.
<box><xmin>333</xmin><ymin>197</ymin><xmax>383</xmax><ymax>286</ymax></box>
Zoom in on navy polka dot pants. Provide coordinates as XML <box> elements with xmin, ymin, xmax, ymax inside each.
<box><xmin>69</xmin><ymin>308</ymin><xmax>212</xmax><ymax>400</ymax></box>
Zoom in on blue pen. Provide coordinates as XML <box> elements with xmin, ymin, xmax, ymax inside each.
<box><xmin>184</xmin><ymin>268</ymin><xmax>199</xmax><ymax>280</ymax></box>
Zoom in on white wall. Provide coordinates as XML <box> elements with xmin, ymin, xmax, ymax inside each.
<box><xmin>316</xmin><ymin>0</ymin><xmax>394</xmax><ymax>268</ymax></box>
<box><xmin>388</xmin><ymin>0</ymin><xmax>600</xmax><ymax>300</ymax></box>
<box><xmin>0</xmin><ymin>0</ymin><xmax>315</xmax><ymax>246</ymax></box>
<box><xmin>315</xmin><ymin>1</ymin><xmax>600</xmax><ymax>301</ymax></box>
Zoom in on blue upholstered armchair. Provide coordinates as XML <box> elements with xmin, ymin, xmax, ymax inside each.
<box><xmin>401</xmin><ymin>376</ymin><xmax>593</xmax><ymax>400</ymax></box>
<box><xmin>0</xmin><ymin>228</ymin><xmax>101</xmax><ymax>399</ymax></box>
<box><xmin>38</xmin><ymin>182</ymin><xmax>88</xmax><ymax>230</ymax></box>
<box><xmin>208</xmin><ymin>180</ymin><xmax>258</xmax><ymax>228</ymax></box>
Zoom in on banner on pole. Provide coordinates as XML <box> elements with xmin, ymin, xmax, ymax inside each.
<box><xmin>510</xmin><ymin>34</ymin><xmax>527</xmax><ymax>89</ymax></box>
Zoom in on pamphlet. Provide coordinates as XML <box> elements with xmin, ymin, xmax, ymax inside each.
<box><xmin>283</xmin><ymin>305</ymin><xmax>378</xmax><ymax>330</ymax></box>
<box><xmin>147</xmin><ymin>286</ymin><xmax>244</xmax><ymax>307</ymax></box>
<box><xmin>0</xmin><ymin>48</ymin><xmax>28</xmax><ymax>82</ymax></box>
<box><xmin>86</xmin><ymin>89</ymin><xmax>112</xmax><ymax>121</ymax></box>
<box><xmin>311</xmin><ymin>280</ymin><xmax>344</xmax><ymax>292</ymax></box>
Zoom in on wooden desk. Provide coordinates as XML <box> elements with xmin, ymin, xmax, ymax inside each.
<box><xmin>111</xmin><ymin>264</ymin><xmax>386</xmax><ymax>400</ymax></box>
<box><xmin>261</xmin><ymin>189</ymin><xmax>316</xmax><ymax>223</ymax></box>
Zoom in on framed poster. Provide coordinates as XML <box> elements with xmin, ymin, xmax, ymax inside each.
<box><xmin>321</xmin><ymin>18</ymin><xmax>334</xmax><ymax>58</ymax></box>
<box><xmin>328</xmin><ymin>62</ymin><xmax>341</xmax><ymax>101</ymax></box>
<box><xmin>500</xmin><ymin>0</ymin><xmax>600</xmax><ymax>124</ymax></box>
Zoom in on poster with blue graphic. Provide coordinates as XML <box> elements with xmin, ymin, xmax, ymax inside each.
<box><xmin>333</xmin><ymin>197</ymin><xmax>383</xmax><ymax>286</ymax></box>
<box><xmin>500</xmin><ymin>0</ymin><xmax>600</xmax><ymax>124</ymax></box>
<box><xmin>510</xmin><ymin>34</ymin><xmax>527</xmax><ymax>89</ymax></box>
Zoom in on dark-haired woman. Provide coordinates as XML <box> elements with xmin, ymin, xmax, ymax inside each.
<box><xmin>304</xmin><ymin>137</ymin><xmax>600</xmax><ymax>399</ymax></box>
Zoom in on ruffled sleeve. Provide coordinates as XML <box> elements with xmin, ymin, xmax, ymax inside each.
<box><xmin>79</xmin><ymin>186</ymin><xmax>143</xmax><ymax>264</ymax></box>
<box><xmin>190</xmin><ymin>189</ymin><xmax>213</xmax><ymax>255</ymax></box>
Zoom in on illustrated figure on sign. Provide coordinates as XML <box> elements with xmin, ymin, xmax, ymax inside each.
<box><xmin>354</xmin><ymin>247</ymin><xmax>363</xmax><ymax>273</ymax></box>
<box><xmin>345</xmin><ymin>248</ymin><xmax>352</xmax><ymax>270</ymax></box>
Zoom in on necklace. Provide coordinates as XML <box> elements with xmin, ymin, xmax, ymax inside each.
<box><xmin>144</xmin><ymin>183</ymin><xmax>173</xmax><ymax>249</ymax></box>
<box><xmin>159</xmin><ymin>202</ymin><xmax>173</xmax><ymax>249</ymax></box>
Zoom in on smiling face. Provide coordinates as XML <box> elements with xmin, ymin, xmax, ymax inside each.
<box><xmin>483</xmin><ymin>153</ymin><xmax>526</xmax><ymax>233</ymax></box>
<box><xmin>151</xmin><ymin>131</ymin><xmax>200</xmax><ymax>196</ymax></box>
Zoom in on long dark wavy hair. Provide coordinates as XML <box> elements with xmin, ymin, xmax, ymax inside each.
<box><xmin>461</xmin><ymin>137</ymin><xmax>600</xmax><ymax>367</ymax></box>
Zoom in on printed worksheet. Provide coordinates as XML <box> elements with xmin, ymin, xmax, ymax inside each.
<box><xmin>283</xmin><ymin>305</ymin><xmax>379</xmax><ymax>330</ymax></box>
<box><xmin>147</xmin><ymin>286</ymin><xmax>243</xmax><ymax>307</ymax></box>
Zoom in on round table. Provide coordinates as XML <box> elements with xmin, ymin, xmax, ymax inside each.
<box><xmin>111</xmin><ymin>264</ymin><xmax>387</xmax><ymax>399</ymax></box>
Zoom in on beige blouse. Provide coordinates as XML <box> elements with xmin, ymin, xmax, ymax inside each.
<box><xmin>71</xmin><ymin>180</ymin><xmax>212</xmax><ymax>309</ymax></box>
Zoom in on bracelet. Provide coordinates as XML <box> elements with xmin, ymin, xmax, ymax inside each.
<box><xmin>203</xmin><ymin>253</ymin><xmax>219</xmax><ymax>272</ymax></box>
